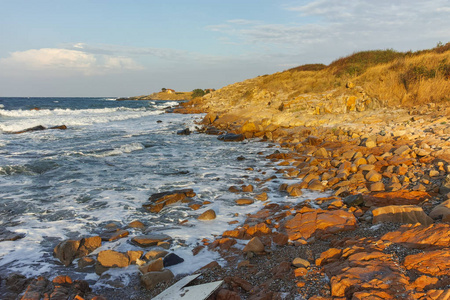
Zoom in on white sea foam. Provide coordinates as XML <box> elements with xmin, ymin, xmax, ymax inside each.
<box><xmin>0</xmin><ymin>107</ymin><xmax>162</xmax><ymax>132</ymax></box>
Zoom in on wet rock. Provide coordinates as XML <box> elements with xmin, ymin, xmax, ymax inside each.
<box><xmin>283</xmin><ymin>208</ymin><xmax>357</xmax><ymax>242</ymax></box>
<box><xmin>20</xmin><ymin>276</ymin><xmax>49</xmax><ymax>300</ymax></box>
<box><xmin>53</xmin><ymin>236</ymin><xmax>101</xmax><ymax>266</ymax></box>
<box><xmin>139</xmin><ymin>258</ymin><xmax>164</xmax><ymax>274</ymax></box>
<box><xmin>97</xmin><ymin>250</ymin><xmax>129</xmax><ymax>268</ymax></box>
<box><xmin>0</xmin><ymin>229</ymin><xmax>25</xmax><ymax>242</ymax></box>
<box><xmin>127</xmin><ymin>220</ymin><xmax>145</xmax><ymax>229</ymax></box>
<box><xmin>255</xmin><ymin>192</ymin><xmax>268</xmax><ymax>201</ymax></box>
<box><xmin>5</xmin><ymin>273</ymin><xmax>30</xmax><ymax>293</ymax></box>
<box><xmin>198</xmin><ymin>209</ymin><xmax>216</xmax><ymax>220</ymax></box>
<box><xmin>372</xmin><ymin>205</ymin><xmax>433</xmax><ymax>226</ymax></box>
<box><xmin>177</xmin><ymin>128</ymin><xmax>191</xmax><ymax>135</ymax></box>
<box><xmin>242</xmin><ymin>184</ymin><xmax>254</xmax><ymax>192</ymax></box>
<box><xmin>163</xmin><ymin>253</ymin><xmax>184</xmax><ymax>267</ymax></box>
<box><xmin>243</xmin><ymin>237</ymin><xmax>265</xmax><ymax>253</ymax></box>
<box><xmin>143</xmin><ymin>189</ymin><xmax>196</xmax><ymax>213</ymax></box>
<box><xmin>127</xmin><ymin>250</ymin><xmax>143</xmax><ymax>264</ymax></box>
<box><xmin>228</xmin><ymin>186</ymin><xmax>240</xmax><ymax>193</ymax></box>
<box><xmin>141</xmin><ymin>269</ymin><xmax>174</xmax><ymax>290</ymax></box>
<box><xmin>78</xmin><ymin>257</ymin><xmax>95</xmax><ymax>269</ymax></box>
<box><xmin>144</xmin><ymin>250</ymin><xmax>168</xmax><ymax>261</ymax></box>
<box><xmin>440</xmin><ymin>174</ymin><xmax>450</xmax><ymax>195</ymax></box>
<box><xmin>235</xmin><ymin>198</ymin><xmax>254</xmax><ymax>205</ymax></box>
<box><xmin>100</xmin><ymin>229</ymin><xmax>129</xmax><ymax>242</ymax></box>
<box><xmin>131</xmin><ymin>233</ymin><xmax>172</xmax><ymax>247</ymax></box>
<box><xmin>218</xmin><ymin>133</ymin><xmax>245</xmax><ymax>142</ymax></box>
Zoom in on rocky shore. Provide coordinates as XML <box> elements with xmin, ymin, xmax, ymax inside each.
<box><xmin>2</xmin><ymin>84</ymin><xmax>449</xmax><ymax>299</ymax></box>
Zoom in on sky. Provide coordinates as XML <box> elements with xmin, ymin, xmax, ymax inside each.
<box><xmin>1</xmin><ymin>0</ymin><xmax>449</xmax><ymax>97</ymax></box>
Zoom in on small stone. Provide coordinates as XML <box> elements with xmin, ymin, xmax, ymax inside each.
<box><xmin>198</xmin><ymin>209</ymin><xmax>216</xmax><ymax>221</ymax></box>
<box><xmin>242</xmin><ymin>184</ymin><xmax>254</xmax><ymax>192</ymax></box>
<box><xmin>370</xmin><ymin>182</ymin><xmax>385</xmax><ymax>192</ymax></box>
<box><xmin>128</xmin><ymin>220</ymin><xmax>145</xmax><ymax>229</ymax></box>
<box><xmin>294</xmin><ymin>267</ymin><xmax>308</xmax><ymax>277</ymax></box>
<box><xmin>144</xmin><ymin>250</ymin><xmax>168</xmax><ymax>261</ymax></box>
<box><xmin>292</xmin><ymin>257</ymin><xmax>310</xmax><ymax>268</ymax></box>
<box><xmin>235</xmin><ymin>198</ymin><xmax>254</xmax><ymax>205</ymax></box>
<box><xmin>255</xmin><ymin>192</ymin><xmax>268</xmax><ymax>201</ymax></box>
<box><xmin>189</xmin><ymin>203</ymin><xmax>202</xmax><ymax>210</ymax></box>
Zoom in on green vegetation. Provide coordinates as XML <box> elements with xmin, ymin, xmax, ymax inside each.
<box><xmin>191</xmin><ymin>89</ymin><xmax>206</xmax><ymax>99</ymax></box>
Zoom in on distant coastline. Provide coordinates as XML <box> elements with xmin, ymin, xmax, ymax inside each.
<box><xmin>116</xmin><ymin>91</ymin><xmax>192</xmax><ymax>101</ymax></box>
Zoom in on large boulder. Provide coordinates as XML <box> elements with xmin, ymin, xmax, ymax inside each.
<box><xmin>372</xmin><ymin>205</ymin><xmax>433</xmax><ymax>226</ymax></box>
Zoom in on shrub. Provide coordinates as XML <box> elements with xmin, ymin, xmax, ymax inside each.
<box><xmin>191</xmin><ymin>89</ymin><xmax>206</xmax><ymax>99</ymax></box>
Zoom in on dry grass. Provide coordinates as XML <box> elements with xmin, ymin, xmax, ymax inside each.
<box><xmin>231</xmin><ymin>42</ymin><xmax>450</xmax><ymax>107</ymax></box>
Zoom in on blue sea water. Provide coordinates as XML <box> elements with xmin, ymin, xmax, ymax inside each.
<box><xmin>0</xmin><ymin>97</ymin><xmax>322</xmax><ymax>291</ymax></box>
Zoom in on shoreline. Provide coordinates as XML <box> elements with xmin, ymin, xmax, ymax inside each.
<box><xmin>3</xmin><ymin>101</ymin><xmax>449</xmax><ymax>299</ymax></box>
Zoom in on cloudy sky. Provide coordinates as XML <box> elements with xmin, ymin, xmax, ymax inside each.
<box><xmin>1</xmin><ymin>0</ymin><xmax>449</xmax><ymax>97</ymax></box>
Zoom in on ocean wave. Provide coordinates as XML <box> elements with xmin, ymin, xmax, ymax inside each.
<box><xmin>0</xmin><ymin>160</ymin><xmax>59</xmax><ymax>176</ymax></box>
<box><xmin>79</xmin><ymin>142</ymin><xmax>145</xmax><ymax>157</ymax></box>
<box><xmin>0</xmin><ymin>107</ymin><xmax>162</xmax><ymax>132</ymax></box>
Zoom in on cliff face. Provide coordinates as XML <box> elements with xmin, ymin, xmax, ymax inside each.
<box><xmin>179</xmin><ymin>44</ymin><xmax>450</xmax><ymax>131</ymax></box>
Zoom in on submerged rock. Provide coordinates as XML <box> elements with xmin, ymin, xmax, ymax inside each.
<box><xmin>218</xmin><ymin>133</ymin><xmax>245</xmax><ymax>142</ymax></box>
<box><xmin>143</xmin><ymin>189</ymin><xmax>196</xmax><ymax>213</ymax></box>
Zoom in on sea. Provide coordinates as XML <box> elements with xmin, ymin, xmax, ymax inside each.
<box><xmin>0</xmin><ymin>97</ymin><xmax>325</xmax><ymax>292</ymax></box>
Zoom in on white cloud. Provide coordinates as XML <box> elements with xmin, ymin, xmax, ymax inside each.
<box><xmin>0</xmin><ymin>48</ymin><xmax>144</xmax><ymax>76</ymax></box>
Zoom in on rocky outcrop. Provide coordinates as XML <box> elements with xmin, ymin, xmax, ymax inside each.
<box><xmin>53</xmin><ymin>236</ymin><xmax>101</xmax><ymax>266</ymax></box>
<box><xmin>142</xmin><ymin>189</ymin><xmax>196</xmax><ymax>213</ymax></box>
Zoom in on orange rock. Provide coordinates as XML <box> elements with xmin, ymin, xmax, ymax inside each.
<box><xmin>284</xmin><ymin>209</ymin><xmax>357</xmax><ymax>241</ymax></box>
<box><xmin>316</xmin><ymin>248</ymin><xmax>342</xmax><ymax>266</ymax></box>
<box><xmin>246</xmin><ymin>223</ymin><xmax>271</xmax><ymax>237</ymax></box>
<box><xmin>363</xmin><ymin>190</ymin><xmax>431</xmax><ymax>206</ymax></box>
<box><xmin>52</xmin><ymin>275</ymin><xmax>72</xmax><ymax>285</ymax></box>
<box><xmin>294</xmin><ymin>267</ymin><xmax>308</xmax><ymax>277</ymax></box>
<box><xmin>372</xmin><ymin>205</ymin><xmax>433</xmax><ymax>226</ymax></box>
<box><xmin>411</xmin><ymin>275</ymin><xmax>439</xmax><ymax>291</ymax></box>
<box><xmin>235</xmin><ymin>198</ymin><xmax>254</xmax><ymax>205</ymax></box>
<box><xmin>381</xmin><ymin>223</ymin><xmax>450</xmax><ymax>249</ymax></box>
<box><xmin>404</xmin><ymin>249</ymin><xmax>450</xmax><ymax>276</ymax></box>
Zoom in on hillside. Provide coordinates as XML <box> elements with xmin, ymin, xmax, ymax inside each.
<box><xmin>178</xmin><ymin>43</ymin><xmax>450</xmax><ymax>130</ymax></box>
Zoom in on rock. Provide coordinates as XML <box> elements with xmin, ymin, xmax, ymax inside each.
<box><xmin>177</xmin><ymin>128</ymin><xmax>191</xmax><ymax>135</ymax></box>
<box><xmin>394</xmin><ymin>145</ymin><xmax>410</xmax><ymax>156</ymax></box>
<box><xmin>218</xmin><ymin>133</ymin><xmax>245</xmax><ymax>142</ymax></box>
<box><xmin>0</xmin><ymin>229</ymin><xmax>25</xmax><ymax>242</ymax></box>
<box><xmin>163</xmin><ymin>253</ymin><xmax>184</xmax><ymax>267</ymax></box>
<box><xmin>20</xmin><ymin>277</ymin><xmax>49</xmax><ymax>300</ymax></box>
<box><xmin>97</xmin><ymin>250</ymin><xmax>129</xmax><ymax>268</ymax></box>
<box><xmin>131</xmin><ymin>233</ymin><xmax>172</xmax><ymax>247</ymax></box>
<box><xmin>283</xmin><ymin>208</ymin><xmax>357</xmax><ymax>241</ymax></box>
<box><xmin>189</xmin><ymin>203</ymin><xmax>202</xmax><ymax>210</ymax></box>
<box><xmin>49</xmin><ymin>125</ymin><xmax>67</xmax><ymax>130</ymax></box>
<box><xmin>292</xmin><ymin>257</ymin><xmax>310</xmax><ymax>268</ymax></box>
<box><xmin>242</xmin><ymin>184</ymin><xmax>254</xmax><ymax>192</ymax></box>
<box><xmin>228</xmin><ymin>186</ymin><xmax>240</xmax><ymax>193</ymax></box>
<box><xmin>243</xmin><ymin>237</ymin><xmax>265</xmax><ymax>253</ymax></box>
<box><xmin>144</xmin><ymin>250</ymin><xmax>168</xmax><ymax>261</ymax></box>
<box><xmin>141</xmin><ymin>269</ymin><xmax>174</xmax><ymax>290</ymax></box>
<box><xmin>313</xmin><ymin>147</ymin><xmax>328</xmax><ymax>158</ymax></box>
<box><xmin>78</xmin><ymin>256</ymin><xmax>96</xmax><ymax>269</ymax></box>
<box><xmin>235</xmin><ymin>198</ymin><xmax>254</xmax><ymax>205</ymax></box>
<box><xmin>363</xmin><ymin>190</ymin><xmax>431</xmax><ymax>206</ymax></box>
<box><xmin>429</xmin><ymin>199</ymin><xmax>450</xmax><ymax>219</ymax></box>
<box><xmin>372</xmin><ymin>205</ymin><xmax>433</xmax><ymax>226</ymax></box>
<box><xmin>139</xmin><ymin>258</ymin><xmax>164</xmax><ymax>274</ymax></box>
<box><xmin>216</xmin><ymin>289</ymin><xmax>241</xmax><ymax>300</ymax></box>
<box><xmin>370</xmin><ymin>181</ymin><xmax>385</xmax><ymax>192</ymax></box>
<box><xmin>127</xmin><ymin>250</ymin><xmax>143</xmax><ymax>264</ymax></box>
<box><xmin>343</xmin><ymin>194</ymin><xmax>364</xmax><ymax>207</ymax></box>
<box><xmin>198</xmin><ymin>209</ymin><xmax>216</xmax><ymax>220</ymax></box>
<box><xmin>100</xmin><ymin>229</ymin><xmax>129</xmax><ymax>242</ymax></box>
<box><xmin>404</xmin><ymin>249</ymin><xmax>450</xmax><ymax>276</ymax></box>
<box><xmin>128</xmin><ymin>220</ymin><xmax>145</xmax><ymax>229</ymax></box>
<box><xmin>143</xmin><ymin>189</ymin><xmax>196</xmax><ymax>213</ymax></box>
<box><xmin>255</xmin><ymin>192</ymin><xmax>268</xmax><ymax>201</ymax></box>
<box><xmin>440</xmin><ymin>174</ymin><xmax>450</xmax><ymax>195</ymax></box>
<box><xmin>365</xmin><ymin>170</ymin><xmax>382</xmax><ymax>182</ymax></box>
<box><xmin>53</xmin><ymin>236</ymin><xmax>101</xmax><ymax>266</ymax></box>
<box><xmin>381</xmin><ymin>223</ymin><xmax>450</xmax><ymax>249</ymax></box>
<box><xmin>241</xmin><ymin>121</ymin><xmax>257</xmax><ymax>133</ymax></box>
<box><xmin>10</xmin><ymin>125</ymin><xmax>46</xmax><ymax>134</ymax></box>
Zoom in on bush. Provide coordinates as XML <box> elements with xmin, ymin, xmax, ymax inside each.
<box><xmin>191</xmin><ymin>89</ymin><xmax>206</xmax><ymax>99</ymax></box>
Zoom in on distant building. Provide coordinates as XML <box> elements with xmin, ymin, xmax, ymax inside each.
<box><xmin>166</xmin><ymin>89</ymin><xmax>175</xmax><ymax>94</ymax></box>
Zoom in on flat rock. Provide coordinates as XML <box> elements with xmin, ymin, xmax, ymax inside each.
<box><xmin>283</xmin><ymin>208</ymin><xmax>357</xmax><ymax>241</ymax></box>
<box><xmin>363</xmin><ymin>190</ymin><xmax>431</xmax><ymax>207</ymax></box>
<box><xmin>97</xmin><ymin>250</ymin><xmax>129</xmax><ymax>268</ymax></box>
<box><xmin>131</xmin><ymin>233</ymin><xmax>172</xmax><ymax>247</ymax></box>
<box><xmin>381</xmin><ymin>223</ymin><xmax>450</xmax><ymax>249</ymax></box>
<box><xmin>235</xmin><ymin>198</ymin><xmax>254</xmax><ymax>205</ymax></box>
<box><xmin>404</xmin><ymin>248</ymin><xmax>450</xmax><ymax>276</ymax></box>
<box><xmin>372</xmin><ymin>205</ymin><xmax>433</xmax><ymax>226</ymax></box>
<box><xmin>100</xmin><ymin>229</ymin><xmax>129</xmax><ymax>242</ymax></box>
